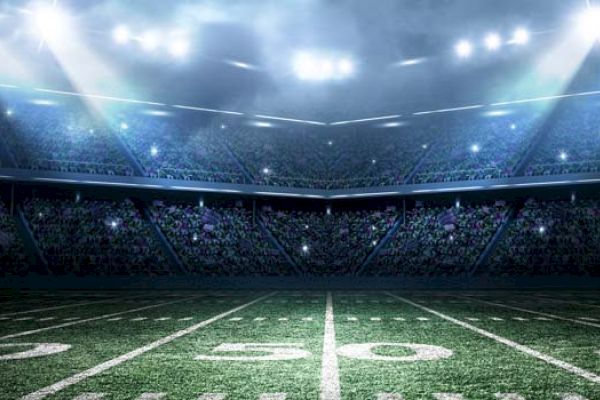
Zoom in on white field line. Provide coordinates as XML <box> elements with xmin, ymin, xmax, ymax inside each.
<box><xmin>0</xmin><ymin>296</ymin><xmax>203</xmax><ymax>341</ymax></box>
<box><xmin>320</xmin><ymin>292</ymin><xmax>341</xmax><ymax>400</ymax></box>
<box><xmin>0</xmin><ymin>295</ymin><xmax>143</xmax><ymax>317</ymax></box>
<box><xmin>458</xmin><ymin>296</ymin><xmax>600</xmax><ymax>329</ymax></box>
<box><xmin>526</xmin><ymin>296</ymin><xmax>600</xmax><ymax>310</ymax></box>
<box><xmin>385</xmin><ymin>292</ymin><xmax>600</xmax><ymax>385</ymax></box>
<box><xmin>20</xmin><ymin>292</ymin><xmax>276</xmax><ymax>400</ymax></box>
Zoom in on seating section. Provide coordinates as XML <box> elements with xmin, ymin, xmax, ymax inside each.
<box><xmin>368</xmin><ymin>202</ymin><xmax>509</xmax><ymax>276</ymax></box>
<box><xmin>1</xmin><ymin>104</ymin><xmax>134</xmax><ymax>176</ymax></box>
<box><xmin>488</xmin><ymin>199</ymin><xmax>600</xmax><ymax>276</ymax></box>
<box><xmin>23</xmin><ymin>198</ymin><xmax>171</xmax><ymax>276</ymax></box>
<box><xmin>151</xmin><ymin>201</ymin><xmax>292</xmax><ymax>276</ymax></box>
<box><xmin>0</xmin><ymin>199</ymin><xmax>29</xmax><ymax>276</ymax></box>
<box><xmin>261</xmin><ymin>207</ymin><xmax>397</xmax><ymax>275</ymax></box>
<box><xmin>118</xmin><ymin>119</ymin><xmax>246</xmax><ymax>183</ymax></box>
<box><xmin>412</xmin><ymin>116</ymin><xmax>539</xmax><ymax>183</ymax></box>
<box><xmin>527</xmin><ymin>103</ymin><xmax>600</xmax><ymax>176</ymax></box>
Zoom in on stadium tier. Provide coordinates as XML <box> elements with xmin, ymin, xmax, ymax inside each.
<box><xmin>2</xmin><ymin>98</ymin><xmax>599</xmax><ymax>190</ymax></box>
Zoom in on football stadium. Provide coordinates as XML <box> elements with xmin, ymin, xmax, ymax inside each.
<box><xmin>1</xmin><ymin>0</ymin><xmax>600</xmax><ymax>399</ymax></box>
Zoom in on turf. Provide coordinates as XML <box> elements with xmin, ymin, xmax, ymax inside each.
<box><xmin>0</xmin><ymin>290</ymin><xmax>599</xmax><ymax>399</ymax></box>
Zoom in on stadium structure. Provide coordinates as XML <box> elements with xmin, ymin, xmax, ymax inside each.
<box><xmin>0</xmin><ymin>0</ymin><xmax>600</xmax><ymax>399</ymax></box>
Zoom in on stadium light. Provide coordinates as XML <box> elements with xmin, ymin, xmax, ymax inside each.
<box><xmin>512</xmin><ymin>28</ymin><xmax>530</xmax><ymax>45</ymax></box>
<box><xmin>422</xmin><ymin>144</ymin><xmax>428</xmax><ymax>150</ymax></box>
<box><xmin>110</xmin><ymin>220</ymin><xmax>118</xmax><ymax>229</ymax></box>
<box><xmin>168</xmin><ymin>39</ymin><xmax>190</xmax><ymax>58</ymax></box>
<box><xmin>328</xmin><ymin>140</ymin><xmax>333</xmax><ymax>146</ymax></box>
<box><xmin>455</xmin><ymin>40</ymin><xmax>473</xmax><ymax>58</ymax></box>
<box><xmin>484</xmin><ymin>33</ymin><xmax>502</xmax><ymax>51</ymax></box>
<box><xmin>262</xmin><ymin>167</ymin><xmax>271</xmax><ymax>175</ymax></box>
<box><xmin>140</xmin><ymin>31</ymin><xmax>160</xmax><ymax>52</ymax></box>
<box><xmin>371</xmin><ymin>159</ymin><xmax>377</xmax><ymax>165</ymax></box>
<box><xmin>372</xmin><ymin>240</ymin><xmax>378</xmax><ymax>247</ymax></box>
<box><xmin>511</xmin><ymin>123</ymin><xmax>517</xmax><ymax>131</ymax></box>
<box><xmin>576</xmin><ymin>7</ymin><xmax>600</xmax><ymax>41</ymax></box>
<box><xmin>538</xmin><ymin>226</ymin><xmax>546</xmax><ymax>234</ymax></box>
<box><xmin>32</xmin><ymin>5</ymin><xmax>70</xmax><ymax>42</ymax></box>
<box><xmin>471</xmin><ymin>144</ymin><xmax>481</xmax><ymax>153</ymax></box>
<box><xmin>120</xmin><ymin>122</ymin><xmax>128</xmax><ymax>130</ymax></box>
<box><xmin>112</xmin><ymin>26</ymin><xmax>131</xmax><ymax>45</ymax></box>
<box><xmin>150</xmin><ymin>145</ymin><xmax>159</xmax><ymax>157</ymax></box>
<box><xmin>293</xmin><ymin>51</ymin><xmax>355</xmax><ymax>81</ymax></box>
<box><xmin>302</xmin><ymin>244</ymin><xmax>309</xmax><ymax>253</ymax></box>
<box><xmin>5</xmin><ymin>109</ymin><xmax>13</xmax><ymax>117</ymax></box>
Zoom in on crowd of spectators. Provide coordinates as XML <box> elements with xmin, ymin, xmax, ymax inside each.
<box><xmin>0</xmin><ymin>199</ymin><xmax>29</xmax><ymax>276</ymax></box>
<box><xmin>488</xmin><ymin>199</ymin><xmax>600</xmax><ymax>276</ymax></box>
<box><xmin>261</xmin><ymin>207</ymin><xmax>397</xmax><ymax>275</ymax></box>
<box><xmin>151</xmin><ymin>201</ymin><xmax>292</xmax><ymax>276</ymax></box>
<box><xmin>118</xmin><ymin>119</ymin><xmax>246</xmax><ymax>183</ymax></box>
<box><xmin>368</xmin><ymin>201</ymin><xmax>509</xmax><ymax>276</ymax></box>
<box><xmin>1</xmin><ymin>104</ymin><xmax>134</xmax><ymax>176</ymax></box>
<box><xmin>23</xmin><ymin>197</ymin><xmax>171</xmax><ymax>276</ymax></box>
<box><xmin>412</xmin><ymin>115</ymin><xmax>540</xmax><ymax>184</ymax></box>
<box><xmin>526</xmin><ymin>102</ymin><xmax>600</xmax><ymax>177</ymax></box>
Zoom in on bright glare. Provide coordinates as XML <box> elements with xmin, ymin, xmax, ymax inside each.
<box><xmin>577</xmin><ymin>7</ymin><xmax>600</xmax><ymax>41</ymax></box>
<box><xmin>113</xmin><ymin>26</ymin><xmax>130</xmax><ymax>44</ymax></box>
<box><xmin>5</xmin><ymin>109</ymin><xmax>13</xmax><ymax>117</ymax></box>
<box><xmin>302</xmin><ymin>244</ymin><xmax>309</xmax><ymax>253</ymax></box>
<box><xmin>169</xmin><ymin>39</ymin><xmax>190</xmax><ymax>58</ymax></box>
<box><xmin>471</xmin><ymin>144</ymin><xmax>481</xmax><ymax>153</ymax></box>
<box><xmin>455</xmin><ymin>40</ymin><xmax>473</xmax><ymax>58</ymax></box>
<box><xmin>32</xmin><ymin>5</ymin><xmax>70</xmax><ymax>42</ymax></box>
<box><xmin>120</xmin><ymin>122</ymin><xmax>128</xmax><ymax>130</ymax></box>
<box><xmin>484</xmin><ymin>33</ymin><xmax>502</xmax><ymax>51</ymax></box>
<box><xmin>512</xmin><ymin>28</ymin><xmax>530</xmax><ymax>45</ymax></box>
<box><xmin>559</xmin><ymin>151</ymin><xmax>568</xmax><ymax>161</ymax></box>
<box><xmin>150</xmin><ymin>145</ymin><xmax>159</xmax><ymax>157</ymax></box>
<box><xmin>262</xmin><ymin>167</ymin><xmax>270</xmax><ymax>174</ymax></box>
<box><xmin>293</xmin><ymin>52</ymin><xmax>355</xmax><ymax>81</ymax></box>
<box><xmin>140</xmin><ymin>31</ymin><xmax>160</xmax><ymax>52</ymax></box>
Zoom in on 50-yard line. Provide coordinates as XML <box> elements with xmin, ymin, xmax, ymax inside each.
<box><xmin>320</xmin><ymin>292</ymin><xmax>341</xmax><ymax>400</ymax></box>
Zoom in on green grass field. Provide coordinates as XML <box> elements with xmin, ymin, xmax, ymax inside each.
<box><xmin>1</xmin><ymin>290</ymin><xmax>599</xmax><ymax>399</ymax></box>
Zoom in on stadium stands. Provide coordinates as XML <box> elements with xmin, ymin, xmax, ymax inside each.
<box><xmin>488</xmin><ymin>198</ymin><xmax>600</xmax><ymax>276</ymax></box>
<box><xmin>1</xmin><ymin>104</ymin><xmax>134</xmax><ymax>176</ymax></box>
<box><xmin>23</xmin><ymin>197</ymin><xmax>172</xmax><ymax>276</ymax></box>
<box><xmin>261</xmin><ymin>207</ymin><xmax>397</xmax><ymax>275</ymax></box>
<box><xmin>0</xmin><ymin>199</ymin><xmax>29</xmax><ymax>276</ymax></box>
<box><xmin>368</xmin><ymin>201</ymin><xmax>509</xmax><ymax>276</ymax></box>
<box><xmin>151</xmin><ymin>201</ymin><xmax>293</xmax><ymax>276</ymax></box>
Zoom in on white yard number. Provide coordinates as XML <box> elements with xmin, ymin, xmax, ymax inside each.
<box><xmin>0</xmin><ymin>343</ymin><xmax>72</xmax><ymax>361</ymax></box>
<box><xmin>196</xmin><ymin>342</ymin><xmax>452</xmax><ymax>362</ymax></box>
<box><xmin>336</xmin><ymin>343</ymin><xmax>453</xmax><ymax>362</ymax></box>
<box><xmin>194</xmin><ymin>343</ymin><xmax>312</xmax><ymax>361</ymax></box>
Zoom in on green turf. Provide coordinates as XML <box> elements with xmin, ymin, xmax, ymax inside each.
<box><xmin>0</xmin><ymin>290</ymin><xmax>599</xmax><ymax>399</ymax></box>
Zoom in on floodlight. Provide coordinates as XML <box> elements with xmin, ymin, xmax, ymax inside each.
<box><xmin>262</xmin><ymin>167</ymin><xmax>270</xmax><ymax>175</ymax></box>
<box><xmin>169</xmin><ymin>39</ymin><xmax>190</xmax><ymax>58</ymax></box>
<box><xmin>338</xmin><ymin>59</ymin><xmax>354</xmax><ymax>76</ymax></box>
<box><xmin>512</xmin><ymin>28</ymin><xmax>530</xmax><ymax>45</ymax></box>
<box><xmin>455</xmin><ymin>40</ymin><xmax>473</xmax><ymax>58</ymax></box>
<box><xmin>559</xmin><ymin>151</ymin><xmax>568</xmax><ymax>161</ymax></box>
<box><xmin>113</xmin><ymin>26</ymin><xmax>130</xmax><ymax>44</ymax></box>
<box><xmin>120</xmin><ymin>122</ymin><xmax>129</xmax><ymax>130</ymax></box>
<box><xmin>32</xmin><ymin>5</ymin><xmax>70</xmax><ymax>42</ymax></box>
<box><xmin>150</xmin><ymin>145</ymin><xmax>159</xmax><ymax>157</ymax></box>
<box><xmin>577</xmin><ymin>7</ymin><xmax>600</xmax><ymax>41</ymax></box>
<box><xmin>140</xmin><ymin>31</ymin><xmax>160</xmax><ymax>52</ymax></box>
<box><xmin>484</xmin><ymin>33</ymin><xmax>502</xmax><ymax>51</ymax></box>
<box><xmin>471</xmin><ymin>144</ymin><xmax>481</xmax><ymax>153</ymax></box>
<box><xmin>5</xmin><ymin>109</ymin><xmax>13</xmax><ymax>117</ymax></box>
<box><xmin>538</xmin><ymin>226</ymin><xmax>546</xmax><ymax>234</ymax></box>
<box><xmin>302</xmin><ymin>244</ymin><xmax>309</xmax><ymax>253</ymax></box>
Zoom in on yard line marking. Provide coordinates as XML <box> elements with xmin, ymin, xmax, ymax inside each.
<box><xmin>495</xmin><ymin>394</ymin><xmax>525</xmax><ymax>400</ymax></box>
<box><xmin>387</xmin><ymin>293</ymin><xmax>600</xmax><ymax>385</ymax></box>
<box><xmin>320</xmin><ymin>292</ymin><xmax>341</xmax><ymax>400</ymax></box>
<box><xmin>131</xmin><ymin>317</ymin><xmax>148</xmax><ymax>322</ymax></box>
<box><xmin>107</xmin><ymin>317</ymin><xmax>123</xmax><ymax>322</ymax></box>
<box><xmin>278</xmin><ymin>318</ymin><xmax>289</xmax><ymax>321</ymax></box>
<box><xmin>229</xmin><ymin>317</ymin><xmax>243</xmax><ymax>321</ymax></box>
<box><xmin>558</xmin><ymin>394</ymin><xmax>589</xmax><ymax>400</ymax></box>
<box><xmin>136</xmin><ymin>394</ymin><xmax>166</xmax><ymax>400</ymax></box>
<box><xmin>0</xmin><ymin>296</ymin><xmax>139</xmax><ymax>317</ymax></box>
<box><xmin>490</xmin><ymin>317</ymin><xmax>504</xmax><ymax>321</ymax></box>
<box><xmin>197</xmin><ymin>394</ymin><xmax>226</xmax><ymax>400</ymax></box>
<box><xmin>393</xmin><ymin>317</ymin><xmax>405</xmax><ymax>321</ymax></box>
<box><xmin>38</xmin><ymin>317</ymin><xmax>55</xmax><ymax>321</ymax></box>
<box><xmin>254</xmin><ymin>317</ymin><xmax>267</xmax><ymax>321</ymax></box>
<box><xmin>347</xmin><ymin>317</ymin><xmax>358</xmax><ymax>321</ymax></box>
<box><xmin>459</xmin><ymin>296</ymin><xmax>600</xmax><ymax>329</ymax></box>
<box><xmin>579</xmin><ymin>317</ymin><xmax>599</xmax><ymax>322</ymax></box>
<box><xmin>179</xmin><ymin>317</ymin><xmax>193</xmax><ymax>321</ymax></box>
<box><xmin>303</xmin><ymin>317</ymin><xmax>314</xmax><ymax>322</ymax></box>
<box><xmin>433</xmin><ymin>394</ymin><xmax>464</xmax><ymax>400</ymax></box>
<box><xmin>512</xmin><ymin>317</ymin><xmax>528</xmax><ymax>321</ymax></box>
<box><xmin>377</xmin><ymin>394</ymin><xmax>403</xmax><ymax>400</ymax></box>
<box><xmin>20</xmin><ymin>292</ymin><xmax>276</xmax><ymax>400</ymax></box>
<box><xmin>466</xmin><ymin>318</ymin><xmax>480</xmax><ymax>321</ymax></box>
<box><xmin>154</xmin><ymin>318</ymin><xmax>171</xmax><ymax>321</ymax></box>
<box><xmin>0</xmin><ymin>317</ymin><xmax>10</xmax><ymax>320</ymax></box>
<box><xmin>259</xmin><ymin>394</ymin><xmax>287</xmax><ymax>400</ymax></box>
<box><xmin>72</xmin><ymin>394</ymin><xmax>105</xmax><ymax>400</ymax></box>
<box><xmin>527</xmin><ymin>296</ymin><xmax>600</xmax><ymax>310</ymax></box>
<box><xmin>15</xmin><ymin>317</ymin><xmax>34</xmax><ymax>321</ymax></box>
<box><xmin>0</xmin><ymin>296</ymin><xmax>202</xmax><ymax>341</ymax></box>
<box><xmin>370</xmin><ymin>317</ymin><xmax>382</xmax><ymax>321</ymax></box>
<box><xmin>417</xmin><ymin>317</ymin><xmax>429</xmax><ymax>321</ymax></box>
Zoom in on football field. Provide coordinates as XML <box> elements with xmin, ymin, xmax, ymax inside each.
<box><xmin>1</xmin><ymin>290</ymin><xmax>599</xmax><ymax>399</ymax></box>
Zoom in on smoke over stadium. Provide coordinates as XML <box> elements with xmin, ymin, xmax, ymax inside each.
<box><xmin>1</xmin><ymin>0</ymin><xmax>600</xmax><ymax>399</ymax></box>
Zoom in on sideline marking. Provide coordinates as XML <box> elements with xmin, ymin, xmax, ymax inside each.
<box><xmin>0</xmin><ymin>296</ymin><xmax>140</xmax><ymax>317</ymax></box>
<box><xmin>20</xmin><ymin>293</ymin><xmax>276</xmax><ymax>400</ymax></box>
<box><xmin>459</xmin><ymin>296</ymin><xmax>600</xmax><ymax>329</ymax></box>
<box><xmin>320</xmin><ymin>292</ymin><xmax>341</xmax><ymax>400</ymax></box>
<box><xmin>386</xmin><ymin>293</ymin><xmax>600</xmax><ymax>385</ymax></box>
<box><xmin>0</xmin><ymin>296</ymin><xmax>202</xmax><ymax>341</ymax></box>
